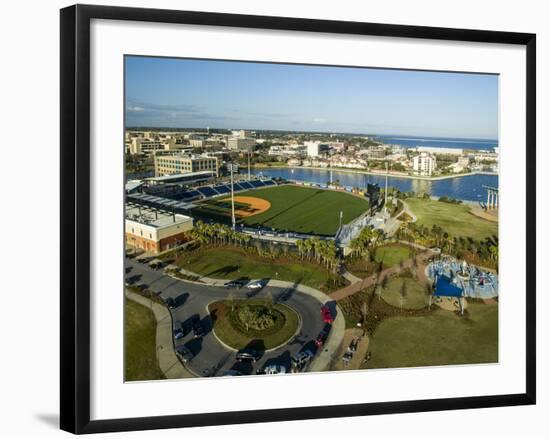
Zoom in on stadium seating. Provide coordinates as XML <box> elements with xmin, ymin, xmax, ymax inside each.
<box><xmin>213</xmin><ymin>184</ymin><xmax>231</xmax><ymax>194</ymax></box>
<box><xmin>237</xmin><ymin>181</ymin><xmax>254</xmax><ymax>189</ymax></box>
<box><xmin>248</xmin><ymin>180</ymin><xmax>265</xmax><ymax>188</ymax></box>
<box><xmin>197</xmin><ymin>187</ymin><xmax>217</xmax><ymax>197</ymax></box>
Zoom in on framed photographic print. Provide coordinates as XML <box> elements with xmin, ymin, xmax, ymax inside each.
<box><xmin>60</xmin><ymin>4</ymin><xmax>536</xmax><ymax>434</ymax></box>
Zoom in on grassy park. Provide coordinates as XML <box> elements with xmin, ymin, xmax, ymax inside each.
<box><xmin>124</xmin><ymin>298</ymin><xmax>165</xmax><ymax>381</ymax></box>
<box><xmin>194</xmin><ymin>185</ymin><xmax>369</xmax><ymax>236</ymax></box>
<box><xmin>374</xmin><ymin>244</ymin><xmax>412</xmax><ymax>268</ymax></box>
<box><xmin>176</xmin><ymin>246</ymin><xmax>333</xmax><ymax>290</ymax></box>
<box><xmin>208</xmin><ymin>299</ymin><xmax>300</xmax><ymax>350</ymax></box>
<box><xmin>346</xmin><ymin>244</ymin><xmax>412</xmax><ymax>278</ymax></box>
<box><xmin>364</xmin><ymin>302</ymin><xmax>498</xmax><ymax>369</ymax></box>
<box><xmin>380</xmin><ymin>276</ymin><xmax>429</xmax><ymax>310</ymax></box>
<box><xmin>406</xmin><ymin>198</ymin><xmax>497</xmax><ymax>240</ymax></box>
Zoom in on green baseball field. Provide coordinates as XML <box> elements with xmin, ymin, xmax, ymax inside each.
<box><xmin>192</xmin><ymin>184</ymin><xmax>369</xmax><ymax>236</ymax></box>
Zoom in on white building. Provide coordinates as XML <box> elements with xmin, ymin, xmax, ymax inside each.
<box><xmin>413</xmin><ymin>153</ymin><xmax>437</xmax><ymax>176</ymax></box>
<box><xmin>305</xmin><ymin>141</ymin><xmax>330</xmax><ymax>157</ymax></box>
<box><xmin>416</xmin><ymin>146</ymin><xmax>463</xmax><ymax>155</ymax></box>
<box><xmin>129</xmin><ymin>137</ymin><xmax>176</xmax><ymax>155</ymax></box>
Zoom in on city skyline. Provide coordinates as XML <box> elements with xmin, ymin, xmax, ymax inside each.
<box><xmin>125</xmin><ymin>56</ymin><xmax>499</xmax><ymax>139</ymax></box>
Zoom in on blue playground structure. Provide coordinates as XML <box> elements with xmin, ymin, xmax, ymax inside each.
<box><xmin>426</xmin><ymin>256</ymin><xmax>498</xmax><ymax>314</ymax></box>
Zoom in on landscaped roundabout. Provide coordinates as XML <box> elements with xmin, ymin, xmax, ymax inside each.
<box><xmin>208</xmin><ymin>299</ymin><xmax>301</xmax><ymax>351</ymax></box>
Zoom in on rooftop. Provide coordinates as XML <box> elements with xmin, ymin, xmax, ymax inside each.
<box><xmin>125</xmin><ymin>203</ymin><xmax>192</xmax><ymax>228</ymax></box>
<box><xmin>144</xmin><ymin>171</ymin><xmax>216</xmax><ymax>183</ymax></box>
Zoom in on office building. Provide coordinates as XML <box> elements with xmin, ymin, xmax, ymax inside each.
<box><xmin>129</xmin><ymin>137</ymin><xmax>176</xmax><ymax>155</ymax></box>
<box><xmin>305</xmin><ymin>141</ymin><xmax>330</xmax><ymax>157</ymax></box>
<box><xmin>227</xmin><ymin>137</ymin><xmax>256</xmax><ymax>151</ymax></box>
<box><xmin>154</xmin><ymin>154</ymin><xmax>219</xmax><ymax>177</ymax></box>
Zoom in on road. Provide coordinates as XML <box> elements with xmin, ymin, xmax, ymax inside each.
<box><xmin>125</xmin><ymin>258</ymin><xmax>327</xmax><ymax>377</ymax></box>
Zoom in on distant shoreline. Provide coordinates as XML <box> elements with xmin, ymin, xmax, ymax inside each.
<box><xmin>251</xmin><ymin>165</ymin><xmax>498</xmax><ymax>182</ymax></box>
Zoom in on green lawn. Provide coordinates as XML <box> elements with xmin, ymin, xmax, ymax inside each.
<box><xmin>208</xmin><ymin>299</ymin><xmax>300</xmax><ymax>350</ymax></box>
<box><xmin>176</xmin><ymin>247</ymin><xmax>331</xmax><ymax>290</ymax></box>
<box><xmin>381</xmin><ymin>276</ymin><xmax>429</xmax><ymax>310</ymax></box>
<box><xmin>406</xmin><ymin>198</ymin><xmax>497</xmax><ymax>240</ymax></box>
<box><xmin>124</xmin><ymin>298</ymin><xmax>165</xmax><ymax>381</ymax></box>
<box><xmin>346</xmin><ymin>244</ymin><xmax>412</xmax><ymax>278</ymax></box>
<box><xmin>364</xmin><ymin>303</ymin><xmax>498</xmax><ymax>369</ymax></box>
<box><xmin>194</xmin><ymin>185</ymin><xmax>369</xmax><ymax>236</ymax></box>
<box><xmin>374</xmin><ymin>244</ymin><xmax>412</xmax><ymax>268</ymax></box>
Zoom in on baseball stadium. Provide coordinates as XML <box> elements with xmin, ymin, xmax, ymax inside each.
<box><xmin>191</xmin><ymin>183</ymin><xmax>370</xmax><ymax>237</ymax></box>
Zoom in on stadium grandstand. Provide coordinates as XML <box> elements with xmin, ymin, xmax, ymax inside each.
<box><xmin>125</xmin><ymin>178</ymin><xmax>278</xmax><ymax>211</ymax></box>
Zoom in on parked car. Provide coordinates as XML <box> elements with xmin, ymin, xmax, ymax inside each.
<box><xmin>191</xmin><ymin>315</ymin><xmax>204</xmax><ymax>338</ymax></box>
<box><xmin>236</xmin><ymin>349</ymin><xmax>261</xmax><ymax>362</ymax></box>
<box><xmin>175</xmin><ymin>345</ymin><xmax>194</xmax><ymax>363</ymax></box>
<box><xmin>246</xmin><ymin>280</ymin><xmax>264</xmax><ymax>289</ymax></box>
<box><xmin>342</xmin><ymin>351</ymin><xmax>353</xmax><ymax>362</ymax></box>
<box><xmin>291</xmin><ymin>350</ymin><xmax>314</xmax><ymax>370</ymax></box>
<box><xmin>173</xmin><ymin>326</ymin><xmax>184</xmax><ymax>340</ymax></box>
<box><xmin>315</xmin><ymin>324</ymin><xmax>332</xmax><ymax>348</ymax></box>
<box><xmin>165</xmin><ymin>297</ymin><xmax>176</xmax><ymax>309</ymax></box>
<box><xmin>224</xmin><ymin>279</ymin><xmax>248</xmax><ymax>289</ymax></box>
<box><xmin>263</xmin><ymin>365</ymin><xmax>287</xmax><ymax>375</ymax></box>
<box><xmin>320</xmin><ymin>304</ymin><xmax>334</xmax><ymax>324</ymax></box>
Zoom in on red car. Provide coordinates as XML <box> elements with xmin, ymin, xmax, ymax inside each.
<box><xmin>320</xmin><ymin>305</ymin><xmax>334</xmax><ymax>324</ymax></box>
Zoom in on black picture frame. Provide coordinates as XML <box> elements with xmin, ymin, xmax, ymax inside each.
<box><xmin>60</xmin><ymin>4</ymin><xmax>536</xmax><ymax>434</ymax></box>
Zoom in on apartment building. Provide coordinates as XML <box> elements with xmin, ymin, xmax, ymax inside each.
<box><xmin>413</xmin><ymin>152</ymin><xmax>437</xmax><ymax>176</ymax></box>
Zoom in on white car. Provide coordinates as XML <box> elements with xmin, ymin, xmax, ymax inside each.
<box><xmin>246</xmin><ymin>280</ymin><xmax>263</xmax><ymax>289</ymax></box>
<box><xmin>264</xmin><ymin>365</ymin><xmax>287</xmax><ymax>375</ymax></box>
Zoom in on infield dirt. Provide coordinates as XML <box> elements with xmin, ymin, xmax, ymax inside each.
<box><xmin>222</xmin><ymin>196</ymin><xmax>271</xmax><ymax>217</ymax></box>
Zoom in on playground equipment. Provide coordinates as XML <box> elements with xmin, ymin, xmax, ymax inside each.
<box><xmin>426</xmin><ymin>256</ymin><xmax>498</xmax><ymax>314</ymax></box>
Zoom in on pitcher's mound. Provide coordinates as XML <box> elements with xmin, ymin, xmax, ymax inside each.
<box><xmin>223</xmin><ymin>196</ymin><xmax>271</xmax><ymax>217</ymax></box>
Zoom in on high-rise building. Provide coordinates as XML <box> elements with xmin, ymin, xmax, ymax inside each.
<box><xmin>412</xmin><ymin>153</ymin><xmax>437</xmax><ymax>176</ymax></box>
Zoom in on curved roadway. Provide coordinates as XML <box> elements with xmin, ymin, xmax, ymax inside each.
<box><xmin>125</xmin><ymin>258</ymin><xmax>327</xmax><ymax>377</ymax></box>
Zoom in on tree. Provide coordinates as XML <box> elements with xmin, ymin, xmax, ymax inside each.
<box><xmin>375</xmin><ymin>284</ymin><xmax>383</xmax><ymax>301</ymax></box>
<box><xmin>361</xmin><ymin>301</ymin><xmax>369</xmax><ymax>326</ymax></box>
<box><xmin>399</xmin><ymin>280</ymin><xmax>407</xmax><ymax>310</ymax></box>
<box><xmin>228</xmin><ymin>291</ymin><xmax>236</xmax><ymax>311</ymax></box>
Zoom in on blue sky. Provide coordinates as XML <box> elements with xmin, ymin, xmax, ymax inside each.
<box><xmin>125</xmin><ymin>56</ymin><xmax>498</xmax><ymax>139</ymax></box>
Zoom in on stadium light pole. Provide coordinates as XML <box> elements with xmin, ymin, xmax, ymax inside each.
<box><xmin>384</xmin><ymin>161</ymin><xmax>389</xmax><ymax>215</ymax></box>
<box><xmin>248</xmin><ymin>151</ymin><xmax>251</xmax><ymax>181</ymax></box>
<box><xmin>230</xmin><ymin>163</ymin><xmax>236</xmax><ymax>230</ymax></box>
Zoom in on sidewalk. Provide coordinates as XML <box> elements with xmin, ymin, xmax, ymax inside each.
<box><xmin>125</xmin><ymin>289</ymin><xmax>196</xmax><ymax>379</ymax></box>
<box><xmin>329</xmin><ymin>248</ymin><xmax>435</xmax><ymax>301</ymax></box>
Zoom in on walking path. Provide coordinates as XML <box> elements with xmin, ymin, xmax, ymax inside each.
<box><xmin>165</xmin><ymin>266</ymin><xmax>345</xmax><ymax>373</ymax></box>
<box><xmin>125</xmin><ymin>289</ymin><xmax>196</xmax><ymax>379</ymax></box>
<box><xmin>341</xmin><ymin>268</ymin><xmax>361</xmax><ymax>284</ymax></box>
<box><xmin>400</xmin><ymin>200</ymin><xmax>418</xmax><ymax>223</ymax></box>
<box><xmin>329</xmin><ymin>246</ymin><xmax>436</xmax><ymax>301</ymax></box>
